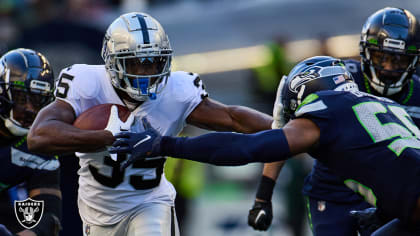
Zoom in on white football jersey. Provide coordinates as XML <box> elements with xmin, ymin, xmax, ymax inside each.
<box><xmin>55</xmin><ymin>64</ymin><xmax>207</xmax><ymax>225</ymax></box>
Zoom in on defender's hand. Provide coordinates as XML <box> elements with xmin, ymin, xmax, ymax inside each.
<box><xmin>248</xmin><ymin>200</ymin><xmax>273</xmax><ymax>231</ymax></box>
<box><xmin>110</xmin><ymin>118</ymin><xmax>162</xmax><ymax>170</ymax></box>
<box><xmin>272</xmin><ymin>76</ymin><xmax>287</xmax><ymax>129</ymax></box>
<box><xmin>350</xmin><ymin>207</ymin><xmax>385</xmax><ymax>233</ymax></box>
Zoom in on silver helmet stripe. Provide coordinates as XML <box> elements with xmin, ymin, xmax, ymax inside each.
<box><xmin>136</xmin><ymin>14</ymin><xmax>150</xmax><ymax>44</ymax></box>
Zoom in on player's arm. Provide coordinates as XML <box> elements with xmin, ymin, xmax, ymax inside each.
<box><xmin>254</xmin><ymin>161</ymin><xmax>285</xmax><ymax>201</ymax></box>
<box><xmin>113</xmin><ymin>117</ymin><xmax>320</xmax><ymax>169</ymax></box>
<box><xmin>166</xmin><ymin>117</ymin><xmax>319</xmax><ymax>164</ymax></box>
<box><xmin>186</xmin><ymin>97</ymin><xmax>273</xmax><ymax>133</ymax></box>
<box><xmin>247</xmin><ymin>160</ymin><xmax>285</xmax><ymax>231</ymax></box>
<box><xmin>27</xmin><ymin>100</ymin><xmax>115</xmax><ymax>155</ymax></box>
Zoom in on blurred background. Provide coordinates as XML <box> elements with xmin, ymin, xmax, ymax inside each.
<box><xmin>1</xmin><ymin>0</ymin><xmax>419</xmax><ymax>235</ymax></box>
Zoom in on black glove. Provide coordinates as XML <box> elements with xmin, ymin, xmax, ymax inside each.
<box><xmin>248</xmin><ymin>201</ymin><xmax>273</xmax><ymax>231</ymax></box>
<box><xmin>350</xmin><ymin>207</ymin><xmax>386</xmax><ymax>234</ymax></box>
<box><xmin>109</xmin><ymin>118</ymin><xmax>162</xmax><ymax>171</ymax></box>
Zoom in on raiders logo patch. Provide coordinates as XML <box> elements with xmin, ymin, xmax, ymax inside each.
<box><xmin>14</xmin><ymin>198</ymin><xmax>44</xmax><ymax>229</ymax></box>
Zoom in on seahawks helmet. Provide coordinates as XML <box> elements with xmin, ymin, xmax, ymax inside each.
<box><xmin>101</xmin><ymin>12</ymin><xmax>172</xmax><ymax>101</ymax></box>
<box><xmin>281</xmin><ymin>56</ymin><xmax>358</xmax><ymax>121</ymax></box>
<box><xmin>0</xmin><ymin>48</ymin><xmax>54</xmax><ymax>136</ymax></box>
<box><xmin>360</xmin><ymin>7</ymin><xmax>420</xmax><ymax>96</ymax></box>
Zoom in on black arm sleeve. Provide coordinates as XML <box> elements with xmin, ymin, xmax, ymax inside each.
<box><xmin>161</xmin><ymin>129</ymin><xmax>291</xmax><ymax>166</ymax></box>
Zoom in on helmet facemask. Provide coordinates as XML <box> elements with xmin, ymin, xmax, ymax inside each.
<box><xmin>363</xmin><ymin>46</ymin><xmax>419</xmax><ymax>96</ymax></box>
<box><xmin>0</xmin><ymin>67</ymin><xmax>54</xmax><ymax>136</ymax></box>
<box><xmin>107</xmin><ymin>51</ymin><xmax>172</xmax><ymax>101</ymax></box>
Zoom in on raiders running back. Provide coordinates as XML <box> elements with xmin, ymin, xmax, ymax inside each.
<box><xmin>55</xmin><ymin>64</ymin><xmax>207</xmax><ymax>225</ymax></box>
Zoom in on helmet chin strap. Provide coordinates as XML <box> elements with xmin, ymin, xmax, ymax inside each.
<box><xmin>4</xmin><ymin>117</ymin><xmax>28</xmax><ymax>136</ymax></box>
<box><xmin>1</xmin><ymin>109</ymin><xmax>29</xmax><ymax>136</ymax></box>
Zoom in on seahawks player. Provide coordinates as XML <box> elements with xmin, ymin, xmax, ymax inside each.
<box><xmin>247</xmin><ymin>7</ymin><xmax>420</xmax><ymax>236</ymax></box>
<box><xmin>0</xmin><ymin>49</ymin><xmax>61</xmax><ymax>236</ymax></box>
<box><xmin>112</xmin><ymin>56</ymin><xmax>420</xmax><ymax>235</ymax></box>
<box><xmin>27</xmin><ymin>12</ymin><xmax>272</xmax><ymax>236</ymax></box>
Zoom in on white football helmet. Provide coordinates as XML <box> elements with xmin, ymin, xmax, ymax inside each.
<box><xmin>101</xmin><ymin>12</ymin><xmax>172</xmax><ymax>101</ymax></box>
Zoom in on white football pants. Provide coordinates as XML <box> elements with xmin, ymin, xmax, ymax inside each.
<box><xmin>82</xmin><ymin>202</ymin><xmax>179</xmax><ymax>236</ymax></box>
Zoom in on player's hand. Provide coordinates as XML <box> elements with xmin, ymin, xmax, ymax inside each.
<box><xmin>110</xmin><ymin>118</ymin><xmax>162</xmax><ymax>170</ymax></box>
<box><xmin>248</xmin><ymin>200</ymin><xmax>273</xmax><ymax>231</ymax></box>
<box><xmin>104</xmin><ymin>105</ymin><xmax>134</xmax><ymax>135</ymax></box>
<box><xmin>350</xmin><ymin>207</ymin><xmax>385</xmax><ymax>234</ymax></box>
<box><xmin>272</xmin><ymin>76</ymin><xmax>287</xmax><ymax>129</ymax></box>
<box><xmin>104</xmin><ymin>105</ymin><xmax>134</xmax><ymax>160</ymax></box>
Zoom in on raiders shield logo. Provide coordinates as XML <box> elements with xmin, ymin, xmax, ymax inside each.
<box><xmin>14</xmin><ymin>198</ymin><xmax>44</xmax><ymax>229</ymax></box>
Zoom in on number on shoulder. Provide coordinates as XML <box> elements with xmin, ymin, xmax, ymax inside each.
<box><xmin>187</xmin><ymin>72</ymin><xmax>208</xmax><ymax>99</ymax></box>
<box><xmin>56</xmin><ymin>72</ymin><xmax>74</xmax><ymax>99</ymax></box>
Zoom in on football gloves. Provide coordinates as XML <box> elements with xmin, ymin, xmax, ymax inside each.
<box><xmin>272</xmin><ymin>76</ymin><xmax>287</xmax><ymax>129</ymax></box>
<box><xmin>350</xmin><ymin>207</ymin><xmax>386</xmax><ymax>234</ymax></box>
<box><xmin>248</xmin><ymin>200</ymin><xmax>273</xmax><ymax>231</ymax></box>
<box><xmin>105</xmin><ymin>105</ymin><xmax>134</xmax><ymax>160</ymax></box>
<box><xmin>109</xmin><ymin>118</ymin><xmax>162</xmax><ymax>170</ymax></box>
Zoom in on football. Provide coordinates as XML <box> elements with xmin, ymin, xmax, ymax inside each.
<box><xmin>73</xmin><ymin>104</ymin><xmax>130</xmax><ymax>130</ymax></box>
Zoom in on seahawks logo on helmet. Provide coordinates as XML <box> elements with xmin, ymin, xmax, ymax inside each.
<box><xmin>289</xmin><ymin>67</ymin><xmax>321</xmax><ymax>92</ymax></box>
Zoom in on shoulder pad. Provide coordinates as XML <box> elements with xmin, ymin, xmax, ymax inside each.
<box><xmin>59</xmin><ymin>64</ymin><xmax>102</xmax><ymax>99</ymax></box>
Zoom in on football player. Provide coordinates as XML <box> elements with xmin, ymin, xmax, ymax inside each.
<box><xmin>247</xmin><ymin>7</ymin><xmax>420</xmax><ymax>236</ymax></box>
<box><xmin>27</xmin><ymin>12</ymin><xmax>272</xmax><ymax>236</ymax></box>
<box><xmin>0</xmin><ymin>49</ymin><xmax>61</xmax><ymax>236</ymax></box>
<box><xmin>111</xmin><ymin>56</ymin><xmax>420</xmax><ymax>235</ymax></box>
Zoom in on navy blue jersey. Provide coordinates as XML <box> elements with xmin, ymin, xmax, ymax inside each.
<box><xmin>0</xmin><ymin>137</ymin><xmax>60</xmax><ymax>193</ymax></box>
<box><xmin>303</xmin><ymin>59</ymin><xmax>420</xmax><ymax>203</ymax></box>
<box><xmin>297</xmin><ymin>90</ymin><xmax>420</xmax><ymax>223</ymax></box>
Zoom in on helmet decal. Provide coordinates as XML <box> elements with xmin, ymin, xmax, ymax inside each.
<box><xmin>289</xmin><ymin>67</ymin><xmax>321</xmax><ymax>92</ymax></box>
<box><xmin>281</xmin><ymin>56</ymin><xmax>358</xmax><ymax>121</ymax></box>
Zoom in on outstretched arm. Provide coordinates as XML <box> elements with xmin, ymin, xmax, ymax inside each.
<box><xmin>163</xmin><ymin>129</ymin><xmax>290</xmax><ymax>165</ymax></box>
<box><xmin>187</xmin><ymin>97</ymin><xmax>273</xmax><ymax>133</ymax></box>
<box><xmin>164</xmin><ymin>117</ymin><xmax>319</xmax><ymax>164</ymax></box>
<box><xmin>113</xmin><ymin>117</ymin><xmax>320</xmax><ymax>169</ymax></box>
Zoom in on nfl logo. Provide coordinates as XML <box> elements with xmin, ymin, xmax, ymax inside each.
<box><xmin>317</xmin><ymin>201</ymin><xmax>326</xmax><ymax>212</ymax></box>
<box><xmin>14</xmin><ymin>198</ymin><xmax>44</xmax><ymax>229</ymax></box>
